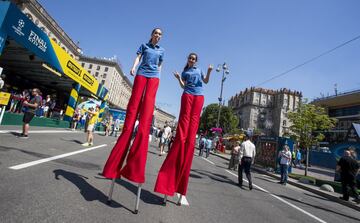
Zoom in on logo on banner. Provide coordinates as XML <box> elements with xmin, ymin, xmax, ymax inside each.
<box><xmin>12</xmin><ymin>19</ymin><xmax>25</xmax><ymax>36</ymax></box>
<box><xmin>67</xmin><ymin>60</ymin><xmax>82</xmax><ymax>76</ymax></box>
<box><xmin>83</xmin><ymin>73</ymin><xmax>95</xmax><ymax>86</ymax></box>
<box><xmin>28</xmin><ymin>30</ymin><xmax>47</xmax><ymax>52</ymax></box>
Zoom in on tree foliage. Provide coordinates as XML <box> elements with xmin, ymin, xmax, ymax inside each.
<box><xmin>199</xmin><ymin>103</ymin><xmax>239</xmax><ymax>134</ymax></box>
<box><xmin>287</xmin><ymin>101</ymin><xmax>337</xmax><ymax>149</ymax></box>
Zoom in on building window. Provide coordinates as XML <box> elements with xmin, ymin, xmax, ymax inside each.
<box><xmin>283</xmin><ymin>120</ymin><xmax>287</xmax><ymax>126</ymax></box>
<box><xmin>97</xmin><ymin>65</ymin><xmax>100</xmax><ymax>70</ymax></box>
<box><xmin>101</xmin><ymin>80</ymin><xmax>105</xmax><ymax>85</ymax></box>
<box><xmin>89</xmin><ymin>64</ymin><xmax>93</xmax><ymax>69</ymax></box>
<box><xmin>105</xmin><ymin>67</ymin><xmax>109</xmax><ymax>72</ymax></box>
<box><xmin>25</xmin><ymin>13</ymin><xmax>33</xmax><ymax>21</ymax></box>
<box><xmin>103</xmin><ymin>73</ymin><xmax>107</xmax><ymax>78</ymax></box>
<box><xmin>95</xmin><ymin>72</ymin><xmax>99</xmax><ymax>77</ymax></box>
<box><xmin>81</xmin><ymin>63</ymin><xmax>85</xmax><ymax>67</ymax></box>
<box><xmin>88</xmin><ymin>70</ymin><xmax>91</xmax><ymax>74</ymax></box>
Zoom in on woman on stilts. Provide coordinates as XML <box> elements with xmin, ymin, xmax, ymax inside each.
<box><xmin>154</xmin><ymin>53</ymin><xmax>213</xmax><ymax>202</ymax></box>
<box><xmin>102</xmin><ymin>28</ymin><xmax>164</xmax><ymax>212</ymax></box>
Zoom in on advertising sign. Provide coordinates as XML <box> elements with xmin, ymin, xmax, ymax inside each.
<box><xmin>0</xmin><ymin>2</ymin><xmax>106</xmax><ymax>99</ymax></box>
<box><xmin>0</xmin><ymin>91</ymin><xmax>11</xmax><ymax>106</ymax></box>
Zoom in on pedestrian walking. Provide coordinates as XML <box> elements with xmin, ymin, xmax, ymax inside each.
<box><xmin>198</xmin><ymin>135</ymin><xmax>206</xmax><ymax>157</ymax></box>
<box><xmin>278</xmin><ymin>145</ymin><xmax>292</xmax><ymax>185</ymax></box>
<box><xmin>18</xmin><ymin>88</ymin><xmax>41</xmax><ymax>139</ymax></box>
<box><xmin>167</xmin><ymin>130</ymin><xmax>175</xmax><ymax>152</ymax></box>
<box><xmin>71</xmin><ymin>109</ymin><xmax>80</xmax><ymax>131</ymax></box>
<box><xmin>113</xmin><ymin>117</ymin><xmax>121</xmax><ymax>137</ymax></box>
<box><xmin>79</xmin><ymin>112</ymin><xmax>87</xmax><ymax>130</ymax></box>
<box><xmin>205</xmin><ymin>137</ymin><xmax>212</xmax><ymax>158</ymax></box>
<box><xmin>104</xmin><ymin>115</ymin><xmax>113</xmax><ymax>136</ymax></box>
<box><xmin>159</xmin><ymin>123</ymin><xmax>171</xmax><ymax>155</ymax></box>
<box><xmin>43</xmin><ymin>95</ymin><xmax>51</xmax><ymax>118</ymax></box>
<box><xmin>102</xmin><ymin>27</ymin><xmax>164</xmax><ymax>182</ymax></box>
<box><xmin>238</xmin><ymin>131</ymin><xmax>256</xmax><ymax>190</ymax></box>
<box><xmin>337</xmin><ymin>149</ymin><xmax>360</xmax><ymax>203</ymax></box>
<box><xmin>291</xmin><ymin>149</ymin><xmax>296</xmax><ymax>167</ymax></box>
<box><xmin>228</xmin><ymin>141</ymin><xmax>240</xmax><ymax>170</ymax></box>
<box><xmin>82</xmin><ymin>106</ymin><xmax>99</xmax><ymax>146</ymax></box>
<box><xmin>154</xmin><ymin>52</ymin><xmax>213</xmax><ymax>199</ymax></box>
<box><xmin>296</xmin><ymin>149</ymin><xmax>302</xmax><ymax>168</ymax></box>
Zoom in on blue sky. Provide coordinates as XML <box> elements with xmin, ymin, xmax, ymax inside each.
<box><xmin>39</xmin><ymin>0</ymin><xmax>360</xmax><ymax>117</ymax></box>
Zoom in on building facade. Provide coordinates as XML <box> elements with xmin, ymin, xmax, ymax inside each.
<box><xmin>153</xmin><ymin>107</ymin><xmax>176</xmax><ymax>129</ymax></box>
<box><xmin>312</xmin><ymin>89</ymin><xmax>360</xmax><ymax>143</ymax></box>
<box><xmin>79</xmin><ymin>56</ymin><xmax>132</xmax><ymax>109</ymax></box>
<box><xmin>228</xmin><ymin>87</ymin><xmax>302</xmax><ymax>137</ymax></box>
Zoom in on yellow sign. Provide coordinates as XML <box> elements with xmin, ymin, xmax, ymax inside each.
<box><xmin>0</xmin><ymin>92</ymin><xmax>11</xmax><ymax>106</ymax></box>
<box><xmin>50</xmin><ymin>39</ymin><xmax>99</xmax><ymax>95</ymax></box>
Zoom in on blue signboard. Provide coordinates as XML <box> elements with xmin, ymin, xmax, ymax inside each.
<box><xmin>1</xmin><ymin>2</ymin><xmax>61</xmax><ymax>70</ymax></box>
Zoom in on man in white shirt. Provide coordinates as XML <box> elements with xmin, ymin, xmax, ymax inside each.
<box><xmin>238</xmin><ymin>131</ymin><xmax>256</xmax><ymax>190</ymax></box>
<box><xmin>160</xmin><ymin>123</ymin><xmax>171</xmax><ymax>155</ymax></box>
<box><xmin>278</xmin><ymin>145</ymin><xmax>292</xmax><ymax>185</ymax></box>
<box><xmin>113</xmin><ymin>118</ymin><xmax>121</xmax><ymax>137</ymax></box>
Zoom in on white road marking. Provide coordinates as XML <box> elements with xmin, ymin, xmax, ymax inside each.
<box><xmin>224</xmin><ymin>170</ymin><xmax>327</xmax><ymax>223</ymax></box>
<box><xmin>9</xmin><ymin>144</ymin><xmax>107</xmax><ymax>170</ymax></box>
<box><xmin>201</xmin><ymin>157</ymin><xmax>215</xmax><ymax>165</ymax></box>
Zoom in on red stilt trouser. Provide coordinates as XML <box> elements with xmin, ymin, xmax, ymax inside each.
<box><xmin>102</xmin><ymin>75</ymin><xmax>159</xmax><ymax>183</ymax></box>
<box><xmin>154</xmin><ymin>93</ymin><xmax>204</xmax><ymax>196</ymax></box>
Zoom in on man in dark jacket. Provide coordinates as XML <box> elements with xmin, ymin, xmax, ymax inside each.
<box><xmin>337</xmin><ymin>149</ymin><xmax>360</xmax><ymax>203</ymax></box>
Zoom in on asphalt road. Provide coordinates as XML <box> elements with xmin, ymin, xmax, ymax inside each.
<box><xmin>0</xmin><ymin>128</ymin><xmax>359</xmax><ymax>223</ymax></box>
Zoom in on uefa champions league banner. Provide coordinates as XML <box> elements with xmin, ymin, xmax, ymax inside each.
<box><xmin>0</xmin><ymin>2</ymin><xmax>108</xmax><ymax>100</ymax></box>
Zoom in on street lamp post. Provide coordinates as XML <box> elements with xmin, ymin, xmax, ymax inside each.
<box><xmin>216</xmin><ymin>63</ymin><xmax>230</xmax><ymax>128</ymax></box>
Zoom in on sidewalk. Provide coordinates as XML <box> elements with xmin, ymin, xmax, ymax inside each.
<box><xmin>291</xmin><ymin>165</ymin><xmax>335</xmax><ymax>182</ymax></box>
<box><xmin>205</xmin><ymin>149</ymin><xmax>360</xmax><ymax>212</ymax></box>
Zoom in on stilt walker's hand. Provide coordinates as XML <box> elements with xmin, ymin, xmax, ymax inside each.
<box><xmin>208</xmin><ymin>64</ymin><xmax>213</xmax><ymax>73</ymax></box>
<box><xmin>130</xmin><ymin>67</ymin><xmax>136</xmax><ymax>76</ymax></box>
<box><xmin>173</xmin><ymin>71</ymin><xmax>180</xmax><ymax>79</ymax></box>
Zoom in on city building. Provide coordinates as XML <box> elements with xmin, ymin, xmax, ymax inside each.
<box><xmin>228</xmin><ymin>87</ymin><xmax>302</xmax><ymax>137</ymax></box>
<box><xmin>312</xmin><ymin>89</ymin><xmax>360</xmax><ymax>143</ymax></box>
<box><xmin>153</xmin><ymin>107</ymin><xmax>176</xmax><ymax>128</ymax></box>
<box><xmin>79</xmin><ymin>56</ymin><xmax>132</xmax><ymax>109</ymax></box>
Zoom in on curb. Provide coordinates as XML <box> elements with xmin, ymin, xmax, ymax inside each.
<box><xmin>203</xmin><ymin>149</ymin><xmax>360</xmax><ymax>212</ymax></box>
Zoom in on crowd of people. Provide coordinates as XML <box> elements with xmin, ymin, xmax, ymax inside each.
<box><xmin>7</xmin><ymin>89</ymin><xmax>58</xmax><ymax>118</ymax></box>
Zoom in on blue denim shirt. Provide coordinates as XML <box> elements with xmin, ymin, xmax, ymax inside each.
<box><xmin>136</xmin><ymin>43</ymin><xmax>165</xmax><ymax>78</ymax></box>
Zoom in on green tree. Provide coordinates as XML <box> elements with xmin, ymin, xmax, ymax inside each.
<box><xmin>287</xmin><ymin>101</ymin><xmax>337</xmax><ymax>176</ymax></box>
<box><xmin>199</xmin><ymin>103</ymin><xmax>239</xmax><ymax>135</ymax></box>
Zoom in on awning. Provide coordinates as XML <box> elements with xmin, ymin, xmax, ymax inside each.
<box><xmin>0</xmin><ymin>2</ymin><xmax>108</xmax><ymax>100</ymax></box>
